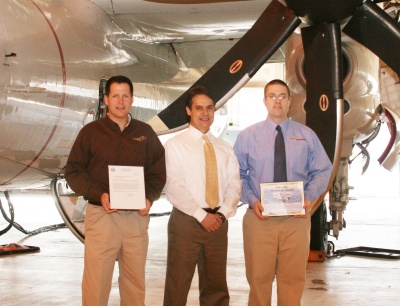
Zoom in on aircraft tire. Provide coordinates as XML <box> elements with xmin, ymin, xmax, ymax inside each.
<box><xmin>310</xmin><ymin>200</ymin><xmax>328</xmax><ymax>252</ymax></box>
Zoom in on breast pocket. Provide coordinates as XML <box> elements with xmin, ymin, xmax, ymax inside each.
<box><xmin>287</xmin><ymin>140</ymin><xmax>309</xmax><ymax>176</ymax></box>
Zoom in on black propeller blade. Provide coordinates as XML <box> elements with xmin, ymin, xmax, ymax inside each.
<box><xmin>343</xmin><ymin>0</ymin><xmax>400</xmax><ymax>75</ymax></box>
<box><xmin>302</xmin><ymin>23</ymin><xmax>344</xmax><ymax>163</ymax></box>
<box><xmin>147</xmin><ymin>0</ymin><xmax>300</xmax><ymax>133</ymax></box>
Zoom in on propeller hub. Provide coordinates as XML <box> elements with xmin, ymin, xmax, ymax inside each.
<box><xmin>285</xmin><ymin>0</ymin><xmax>364</xmax><ymax>25</ymax></box>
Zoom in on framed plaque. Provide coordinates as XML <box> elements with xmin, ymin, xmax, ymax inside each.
<box><xmin>260</xmin><ymin>181</ymin><xmax>305</xmax><ymax>216</ymax></box>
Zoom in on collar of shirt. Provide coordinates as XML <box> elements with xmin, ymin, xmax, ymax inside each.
<box><xmin>126</xmin><ymin>113</ymin><xmax>132</xmax><ymax>127</ymax></box>
<box><xmin>266</xmin><ymin>117</ymin><xmax>290</xmax><ymax>134</ymax></box>
<box><xmin>187</xmin><ymin>125</ymin><xmax>214</xmax><ymax>143</ymax></box>
<box><xmin>104</xmin><ymin>114</ymin><xmax>133</xmax><ymax>131</ymax></box>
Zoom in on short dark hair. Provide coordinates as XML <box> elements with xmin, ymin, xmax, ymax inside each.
<box><xmin>105</xmin><ymin>75</ymin><xmax>133</xmax><ymax>96</ymax></box>
<box><xmin>186</xmin><ymin>85</ymin><xmax>215</xmax><ymax>109</ymax></box>
<box><xmin>264</xmin><ymin>79</ymin><xmax>290</xmax><ymax>97</ymax></box>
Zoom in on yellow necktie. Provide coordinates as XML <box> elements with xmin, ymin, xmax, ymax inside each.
<box><xmin>202</xmin><ymin>135</ymin><xmax>219</xmax><ymax>209</ymax></box>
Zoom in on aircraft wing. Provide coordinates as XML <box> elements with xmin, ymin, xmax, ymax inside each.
<box><xmin>91</xmin><ymin>0</ymin><xmax>285</xmax><ymax>69</ymax></box>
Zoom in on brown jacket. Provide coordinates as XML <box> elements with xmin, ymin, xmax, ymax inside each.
<box><xmin>65</xmin><ymin>115</ymin><xmax>166</xmax><ymax>204</ymax></box>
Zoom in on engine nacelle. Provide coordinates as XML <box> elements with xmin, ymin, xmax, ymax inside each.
<box><xmin>286</xmin><ymin>33</ymin><xmax>381</xmax><ymax>159</ymax></box>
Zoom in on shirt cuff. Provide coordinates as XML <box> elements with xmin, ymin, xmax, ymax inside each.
<box><xmin>248</xmin><ymin>194</ymin><xmax>259</xmax><ymax>208</ymax></box>
<box><xmin>193</xmin><ymin>207</ymin><xmax>208</xmax><ymax>223</ymax></box>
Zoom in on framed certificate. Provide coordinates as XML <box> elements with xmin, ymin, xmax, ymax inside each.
<box><xmin>260</xmin><ymin>181</ymin><xmax>305</xmax><ymax>216</ymax></box>
<box><xmin>108</xmin><ymin>165</ymin><xmax>146</xmax><ymax>210</ymax></box>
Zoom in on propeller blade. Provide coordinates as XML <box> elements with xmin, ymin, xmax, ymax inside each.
<box><xmin>148</xmin><ymin>0</ymin><xmax>301</xmax><ymax>133</ymax></box>
<box><xmin>343</xmin><ymin>0</ymin><xmax>400</xmax><ymax>75</ymax></box>
<box><xmin>301</xmin><ymin>23</ymin><xmax>344</xmax><ymax>164</ymax></box>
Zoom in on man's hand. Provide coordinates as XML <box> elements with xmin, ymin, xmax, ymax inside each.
<box><xmin>201</xmin><ymin>213</ymin><xmax>222</xmax><ymax>233</ymax></box>
<box><xmin>138</xmin><ymin>199</ymin><xmax>151</xmax><ymax>216</ymax></box>
<box><xmin>101</xmin><ymin>193</ymin><xmax>118</xmax><ymax>214</ymax></box>
<box><xmin>293</xmin><ymin>199</ymin><xmax>309</xmax><ymax>218</ymax></box>
<box><xmin>253</xmin><ymin>200</ymin><xmax>270</xmax><ymax>220</ymax></box>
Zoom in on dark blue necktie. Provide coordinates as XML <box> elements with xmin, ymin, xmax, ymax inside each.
<box><xmin>274</xmin><ymin>125</ymin><xmax>287</xmax><ymax>182</ymax></box>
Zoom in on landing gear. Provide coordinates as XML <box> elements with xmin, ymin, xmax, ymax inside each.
<box><xmin>51</xmin><ymin>177</ymin><xmax>86</xmax><ymax>243</ymax></box>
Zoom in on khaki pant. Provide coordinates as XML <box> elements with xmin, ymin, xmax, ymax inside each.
<box><xmin>163</xmin><ymin>208</ymin><xmax>229</xmax><ymax>306</ymax></box>
<box><xmin>82</xmin><ymin>204</ymin><xmax>149</xmax><ymax>306</ymax></box>
<box><xmin>243</xmin><ymin>208</ymin><xmax>310</xmax><ymax>306</ymax></box>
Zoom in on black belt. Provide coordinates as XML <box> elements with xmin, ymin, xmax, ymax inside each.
<box><xmin>88</xmin><ymin>202</ymin><xmax>139</xmax><ymax>211</ymax></box>
<box><xmin>203</xmin><ymin>207</ymin><xmax>220</xmax><ymax>214</ymax></box>
<box><xmin>88</xmin><ymin>201</ymin><xmax>102</xmax><ymax>207</ymax></box>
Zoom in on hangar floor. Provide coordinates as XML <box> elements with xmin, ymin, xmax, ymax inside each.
<box><xmin>1</xmin><ymin>193</ymin><xmax>399</xmax><ymax>306</ymax></box>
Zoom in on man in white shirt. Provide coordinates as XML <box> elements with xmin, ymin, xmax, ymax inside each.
<box><xmin>163</xmin><ymin>85</ymin><xmax>242</xmax><ymax>306</ymax></box>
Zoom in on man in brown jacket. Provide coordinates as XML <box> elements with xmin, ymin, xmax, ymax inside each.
<box><xmin>65</xmin><ymin>75</ymin><xmax>166</xmax><ymax>306</ymax></box>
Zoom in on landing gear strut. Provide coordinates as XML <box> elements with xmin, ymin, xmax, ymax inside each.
<box><xmin>51</xmin><ymin>177</ymin><xmax>86</xmax><ymax>243</ymax></box>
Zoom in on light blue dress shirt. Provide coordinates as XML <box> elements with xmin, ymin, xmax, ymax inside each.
<box><xmin>234</xmin><ymin>118</ymin><xmax>332</xmax><ymax>208</ymax></box>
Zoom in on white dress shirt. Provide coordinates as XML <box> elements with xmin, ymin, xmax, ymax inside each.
<box><xmin>164</xmin><ymin>125</ymin><xmax>242</xmax><ymax>222</ymax></box>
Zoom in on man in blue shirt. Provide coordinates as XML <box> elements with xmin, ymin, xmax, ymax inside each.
<box><xmin>234</xmin><ymin>79</ymin><xmax>332</xmax><ymax>305</ymax></box>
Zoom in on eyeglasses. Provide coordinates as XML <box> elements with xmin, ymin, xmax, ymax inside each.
<box><xmin>265</xmin><ymin>94</ymin><xmax>289</xmax><ymax>102</ymax></box>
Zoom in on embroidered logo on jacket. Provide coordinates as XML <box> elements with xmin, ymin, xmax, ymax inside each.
<box><xmin>290</xmin><ymin>138</ymin><xmax>306</xmax><ymax>141</ymax></box>
<box><xmin>132</xmin><ymin>136</ymin><xmax>147</xmax><ymax>141</ymax></box>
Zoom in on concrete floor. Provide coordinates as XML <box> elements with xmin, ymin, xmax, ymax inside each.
<box><xmin>1</xmin><ymin>193</ymin><xmax>399</xmax><ymax>306</ymax></box>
